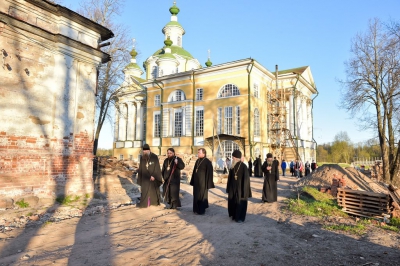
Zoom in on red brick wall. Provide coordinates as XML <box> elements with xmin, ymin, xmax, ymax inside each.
<box><xmin>0</xmin><ymin>131</ymin><xmax>94</xmax><ymax>199</ymax></box>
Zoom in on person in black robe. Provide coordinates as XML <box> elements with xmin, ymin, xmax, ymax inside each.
<box><xmin>190</xmin><ymin>148</ymin><xmax>215</xmax><ymax>215</ymax></box>
<box><xmin>248</xmin><ymin>157</ymin><xmax>253</xmax><ymax>177</ymax></box>
<box><xmin>137</xmin><ymin>144</ymin><xmax>163</xmax><ymax>208</ymax></box>
<box><xmin>253</xmin><ymin>155</ymin><xmax>263</xmax><ymax>177</ymax></box>
<box><xmin>261</xmin><ymin>153</ymin><xmax>279</xmax><ymax>203</ymax></box>
<box><xmin>227</xmin><ymin>150</ymin><xmax>252</xmax><ymax>223</ymax></box>
<box><xmin>161</xmin><ymin>148</ymin><xmax>185</xmax><ymax>209</ymax></box>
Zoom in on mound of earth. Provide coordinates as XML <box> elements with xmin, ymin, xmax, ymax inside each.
<box><xmin>296</xmin><ymin>164</ymin><xmax>387</xmax><ymax>193</ymax></box>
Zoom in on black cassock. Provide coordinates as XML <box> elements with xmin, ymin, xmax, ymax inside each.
<box><xmin>190</xmin><ymin>157</ymin><xmax>215</xmax><ymax>214</ymax></box>
<box><xmin>248</xmin><ymin>160</ymin><xmax>253</xmax><ymax>177</ymax></box>
<box><xmin>137</xmin><ymin>153</ymin><xmax>163</xmax><ymax>208</ymax></box>
<box><xmin>226</xmin><ymin>163</ymin><xmax>252</xmax><ymax>222</ymax></box>
<box><xmin>253</xmin><ymin>158</ymin><xmax>263</xmax><ymax>177</ymax></box>
<box><xmin>261</xmin><ymin>159</ymin><xmax>280</xmax><ymax>203</ymax></box>
<box><xmin>161</xmin><ymin>156</ymin><xmax>185</xmax><ymax>208</ymax></box>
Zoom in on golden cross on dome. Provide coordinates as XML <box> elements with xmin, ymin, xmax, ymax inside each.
<box><xmin>132</xmin><ymin>38</ymin><xmax>136</xmax><ymax>48</ymax></box>
<box><xmin>173</xmin><ymin>1</ymin><xmax>176</xmax><ymax>5</ymax></box>
<box><xmin>208</xmin><ymin>49</ymin><xmax>211</xmax><ymax>59</ymax></box>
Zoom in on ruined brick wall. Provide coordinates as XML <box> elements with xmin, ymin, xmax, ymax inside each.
<box><xmin>0</xmin><ymin>0</ymin><xmax>110</xmax><ymax>201</ymax></box>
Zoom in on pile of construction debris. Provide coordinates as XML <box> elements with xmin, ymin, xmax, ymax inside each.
<box><xmin>295</xmin><ymin>163</ymin><xmax>400</xmax><ymax>218</ymax></box>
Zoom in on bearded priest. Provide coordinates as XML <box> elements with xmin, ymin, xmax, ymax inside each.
<box><xmin>226</xmin><ymin>150</ymin><xmax>252</xmax><ymax>223</ymax></box>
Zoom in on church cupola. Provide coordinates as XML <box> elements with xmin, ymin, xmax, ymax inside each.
<box><xmin>123</xmin><ymin>39</ymin><xmax>144</xmax><ymax>79</ymax></box>
<box><xmin>162</xmin><ymin>1</ymin><xmax>184</xmax><ymax>48</ymax></box>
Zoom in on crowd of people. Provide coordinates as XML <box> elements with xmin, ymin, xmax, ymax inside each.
<box><xmin>136</xmin><ymin>144</ymin><xmax>317</xmax><ymax>223</ymax></box>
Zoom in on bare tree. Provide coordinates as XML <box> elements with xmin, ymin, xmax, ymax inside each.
<box><xmin>77</xmin><ymin>0</ymin><xmax>132</xmax><ymax>155</ymax></box>
<box><xmin>339</xmin><ymin>18</ymin><xmax>400</xmax><ymax>183</ymax></box>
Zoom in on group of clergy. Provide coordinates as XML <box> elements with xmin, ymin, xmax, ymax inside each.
<box><xmin>136</xmin><ymin>144</ymin><xmax>279</xmax><ymax>223</ymax></box>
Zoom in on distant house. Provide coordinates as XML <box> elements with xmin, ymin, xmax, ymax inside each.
<box><xmin>0</xmin><ymin>0</ymin><xmax>113</xmax><ymax>204</ymax></box>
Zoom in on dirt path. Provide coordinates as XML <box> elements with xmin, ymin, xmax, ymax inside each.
<box><xmin>0</xmin><ymin>176</ymin><xmax>399</xmax><ymax>266</ymax></box>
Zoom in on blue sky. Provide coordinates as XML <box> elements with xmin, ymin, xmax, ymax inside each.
<box><xmin>63</xmin><ymin>0</ymin><xmax>400</xmax><ymax>148</ymax></box>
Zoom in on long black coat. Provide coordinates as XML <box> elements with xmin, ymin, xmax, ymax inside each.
<box><xmin>226</xmin><ymin>162</ymin><xmax>252</xmax><ymax>222</ymax></box>
<box><xmin>190</xmin><ymin>157</ymin><xmax>215</xmax><ymax>214</ymax></box>
<box><xmin>137</xmin><ymin>153</ymin><xmax>163</xmax><ymax>207</ymax></box>
<box><xmin>261</xmin><ymin>159</ymin><xmax>279</xmax><ymax>203</ymax></box>
<box><xmin>253</xmin><ymin>157</ymin><xmax>263</xmax><ymax>177</ymax></box>
<box><xmin>161</xmin><ymin>156</ymin><xmax>185</xmax><ymax>208</ymax></box>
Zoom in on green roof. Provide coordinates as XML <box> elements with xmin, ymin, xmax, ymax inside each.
<box><xmin>162</xmin><ymin>21</ymin><xmax>185</xmax><ymax>33</ymax></box>
<box><xmin>153</xmin><ymin>45</ymin><xmax>194</xmax><ymax>59</ymax></box>
<box><xmin>158</xmin><ymin>53</ymin><xmax>177</xmax><ymax>60</ymax></box>
<box><xmin>125</xmin><ymin>63</ymin><xmax>142</xmax><ymax>70</ymax></box>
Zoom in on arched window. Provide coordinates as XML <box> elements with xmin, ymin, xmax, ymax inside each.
<box><xmin>217</xmin><ymin>141</ymin><xmax>240</xmax><ymax>160</ymax></box>
<box><xmin>151</xmin><ymin>66</ymin><xmax>158</xmax><ymax>79</ymax></box>
<box><xmin>218</xmin><ymin>84</ymin><xmax>240</xmax><ymax>98</ymax></box>
<box><xmin>177</xmin><ymin>36</ymin><xmax>181</xmax><ymax>46</ymax></box>
<box><xmin>168</xmin><ymin>90</ymin><xmax>186</xmax><ymax>102</ymax></box>
<box><xmin>254</xmin><ymin>108</ymin><xmax>260</xmax><ymax>136</ymax></box>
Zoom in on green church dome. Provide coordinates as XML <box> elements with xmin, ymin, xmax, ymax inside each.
<box><xmin>169</xmin><ymin>2</ymin><xmax>180</xmax><ymax>15</ymax></box>
<box><xmin>153</xmin><ymin>45</ymin><xmax>194</xmax><ymax>59</ymax></box>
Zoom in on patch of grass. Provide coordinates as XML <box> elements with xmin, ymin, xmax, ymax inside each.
<box><xmin>390</xmin><ymin>217</ymin><xmax>400</xmax><ymax>227</ymax></box>
<box><xmin>26</xmin><ymin>212</ymin><xmax>33</xmax><ymax>217</ymax></box>
<box><xmin>85</xmin><ymin>193</ymin><xmax>91</xmax><ymax>199</ymax></box>
<box><xmin>380</xmin><ymin>224</ymin><xmax>400</xmax><ymax>233</ymax></box>
<box><xmin>43</xmin><ymin>220</ymin><xmax>53</xmax><ymax>227</ymax></box>
<box><xmin>323</xmin><ymin>223</ymin><xmax>367</xmax><ymax>236</ymax></box>
<box><xmin>287</xmin><ymin>187</ymin><xmax>347</xmax><ymax>218</ymax></box>
<box><xmin>56</xmin><ymin>195</ymin><xmax>81</xmax><ymax>205</ymax></box>
<box><xmin>15</xmin><ymin>199</ymin><xmax>30</xmax><ymax>208</ymax></box>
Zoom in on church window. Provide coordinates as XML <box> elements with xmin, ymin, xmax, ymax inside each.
<box><xmin>224</xmin><ymin>106</ymin><xmax>233</xmax><ymax>135</ymax></box>
<box><xmin>236</xmin><ymin>106</ymin><xmax>240</xmax><ymax>135</ymax></box>
<box><xmin>254</xmin><ymin>108</ymin><xmax>261</xmax><ymax>136</ymax></box>
<box><xmin>152</xmin><ymin>66</ymin><xmax>158</xmax><ymax>79</ymax></box>
<box><xmin>177</xmin><ymin>36</ymin><xmax>181</xmax><ymax>46</ymax></box>
<box><xmin>254</xmin><ymin>83</ymin><xmax>259</xmax><ymax>98</ymax></box>
<box><xmin>195</xmin><ymin>108</ymin><xmax>204</xmax><ymax>136</ymax></box>
<box><xmin>217</xmin><ymin>107</ymin><xmax>222</xmax><ymax>134</ymax></box>
<box><xmin>218</xmin><ymin>141</ymin><xmax>240</xmax><ymax>160</ymax></box>
<box><xmin>154</xmin><ymin>94</ymin><xmax>161</xmax><ymax>106</ymax></box>
<box><xmin>168</xmin><ymin>90</ymin><xmax>186</xmax><ymax>102</ymax></box>
<box><xmin>196</xmin><ymin>88</ymin><xmax>203</xmax><ymax>101</ymax></box>
<box><xmin>174</xmin><ymin>110</ymin><xmax>183</xmax><ymax>137</ymax></box>
<box><xmin>154</xmin><ymin>112</ymin><xmax>161</xmax><ymax>137</ymax></box>
<box><xmin>218</xmin><ymin>84</ymin><xmax>240</xmax><ymax>98</ymax></box>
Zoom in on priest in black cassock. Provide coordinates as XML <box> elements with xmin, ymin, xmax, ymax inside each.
<box><xmin>226</xmin><ymin>150</ymin><xmax>252</xmax><ymax>223</ymax></box>
<box><xmin>253</xmin><ymin>155</ymin><xmax>263</xmax><ymax>177</ymax></box>
<box><xmin>190</xmin><ymin>148</ymin><xmax>215</xmax><ymax>215</ymax></box>
<box><xmin>248</xmin><ymin>157</ymin><xmax>253</xmax><ymax>177</ymax></box>
<box><xmin>261</xmin><ymin>153</ymin><xmax>279</xmax><ymax>203</ymax></box>
<box><xmin>137</xmin><ymin>144</ymin><xmax>163</xmax><ymax>208</ymax></box>
<box><xmin>161</xmin><ymin>148</ymin><xmax>185</xmax><ymax>209</ymax></box>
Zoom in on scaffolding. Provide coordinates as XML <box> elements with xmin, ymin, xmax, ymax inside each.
<box><xmin>267</xmin><ymin>65</ymin><xmax>300</xmax><ymax>162</ymax></box>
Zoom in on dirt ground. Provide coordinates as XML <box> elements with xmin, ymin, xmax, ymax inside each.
<box><xmin>0</xmin><ymin>175</ymin><xmax>399</xmax><ymax>266</ymax></box>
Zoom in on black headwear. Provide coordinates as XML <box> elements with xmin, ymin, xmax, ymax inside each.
<box><xmin>143</xmin><ymin>144</ymin><xmax>150</xmax><ymax>150</ymax></box>
<box><xmin>267</xmin><ymin>153</ymin><xmax>273</xmax><ymax>158</ymax></box>
<box><xmin>232</xmin><ymin>150</ymin><xmax>242</xmax><ymax>158</ymax></box>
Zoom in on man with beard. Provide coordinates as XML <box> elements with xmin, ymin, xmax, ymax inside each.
<box><xmin>261</xmin><ymin>153</ymin><xmax>279</xmax><ymax>203</ymax></box>
<box><xmin>190</xmin><ymin>148</ymin><xmax>215</xmax><ymax>215</ymax></box>
<box><xmin>253</xmin><ymin>155</ymin><xmax>263</xmax><ymax>177</ymax></box>
<box><xmin>137</xmin><ymin>144</ymin><xmax>163</xmax><ymax>208</ymax></box>
<box><xmin>161</xmin><ymin>148</ymin><xmax>185</xmax><ymax>209</ymax></box>
<box><xmin>226</xmin><ymin>150</ymin><xmax>252</xmax><ymax>223</ymax></box>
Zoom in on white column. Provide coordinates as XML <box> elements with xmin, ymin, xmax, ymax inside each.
<box><xmin>114</xmin><ymin>109</ymin><xmax>119</xmax><ymax>142</ymax></box>
<box><xmin>118</xmin><ymin>103</ymin><xmax>127</xmax><ymax>141</ymax></box>
<box><xmin>289</xmin><ymin>94</ymin><xmax>293</xmax><ymax>134</ymax></box>
<box><xmin>127</xmin><ymin>102</ymin><xmax>136</xmax><ymax>140</ymax></box>
<box><xmin>136</xmin><ymin>101</ymin><xmax>142</xmax><ymax>140</ymax></box>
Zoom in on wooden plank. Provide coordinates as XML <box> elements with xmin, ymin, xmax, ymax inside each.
<box><xmin>341</xmin><ymin>209</ymin><xmax>385</xmax><ymax>218</ymax></box>
<box><xmin>338</xmin><ymin>202</ymin><xmax>389</xmax><ymax>213</ymax></box>
<box><xmin>337</xmin><ymin>200</ymin><xmax>389</xmax><ymax>211</ymax></box>
<box><xmin>337</xmin><ymin>195</ymin><xmax>389</xmax><ymax>206</ymax></box>
<box><xmin>337</xmin><ymin>188</ymin><xmax>389</xmax><ymax>198</ymax></box>
<box><xmin>337</xmin><ymin>191</ymin><xmax>389</xmax><ymax>201</ymax></box>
